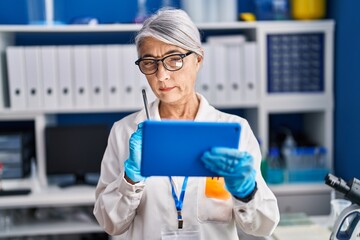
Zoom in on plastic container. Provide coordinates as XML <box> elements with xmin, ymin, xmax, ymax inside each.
<box><xmin>134</xmin><ymin>0</ymin><xmax>149</xmax><ymax>23</ymax></box>
<box><xmin>218</xmin><ymin>0</ymin><xmax>238</xmax><ymax>22</ymax></box>
<box><xmin>266</xmin><ymin>147</ymin><xmax>285</xmax><ymax>184</ymax></box>
<box><xmin>287</xmin><ymin>168</ymin><xmax>329</xmax><ymax>182</ymax></box>
<box><xmin>181</xmin><ymin>0</ymin><xmax>237</xmax><ymax>23</ymax></box>
<box><xmin>27</xmin><ymin>0</ymin><xmax>55</xmax><ymax>25</ymax></box>
<box><xmin>254</xmin><ymin>0</ymin><xmax>290</xmax><ymax>20</ymax></box>
<box><xmin>286</xmin><ymin>147</ymin><xmax>327</xmax><ymax>169</ymax></box>
<box><xmin>290</xmin><ymin>0</ymin><xmax>326</xmax><ymax>20</ymax></box>
<box><xmin>285</xmin><ymin>146</ymin><xmax>328</xmax><ymax>183</ymax></box>
<box><xmin>281</xmin><ymin>132</ymin><xmax>296</xmax><ymax>167</ymax></box>
<box><xmin>273</xmin><ymin>0</ymin><xmax>290</xmax><ymax>20</ymax></box>
<box><xmin>181</xmin><ymin>0</ymin><xmax>206</xmax><ymax>23</ymax></box>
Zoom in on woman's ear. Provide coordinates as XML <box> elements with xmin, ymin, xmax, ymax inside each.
<box><xmin>195</xmin><ymin>54</ymin><xmax>203</xmax><ymax>72</ymax></box>
<box><xmin>194</xmin><ymin>47</ymin><xmax>204</xmax><ymax>72</ymax></box>
<box><xmin>197</xmin><ymin>54</ymin><xmax>203</xmax><ymax>64</ymax></box>
<box><xmin>198</xmin><ymin>48</ymin><xmax>204</xmax><ymax>64</ymax></box>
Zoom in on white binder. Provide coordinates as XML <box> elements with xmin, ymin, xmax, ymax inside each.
<box><xmin>121</xmin><ymin>45</ymin><xmax>139</xmax><ymax>109</ymax></box>
<box><xmin>208</xmin><ymin>42</ymin><xmax>227</xmax><ymax>106</ymax></box>
<box><xmin>227</xmin><ymin>43</ymin><xmax>245</xmax><ymax>105</ymax></box>
<box><xmin>41</xmin><ymin>46</ymin><xmax>58</xmax><ymax>109</ymax></box>
<box><xmin>57</xmin><ymin>46</ymin><xmax>74</xmax><ymax>109</ymax></box>
<box><xmin>24</xmin><ymin>47</ymin><xmax>42</xmax><ymax>109</ymax></box>
<box><xmin>244</xmin><ymin>42</ymin><xmax>258</xmax><ymax>104</ymax></box>
<box><xmin>105</xmin><ymin>45</ymin><xmax>122</xmax><ymax>108</ymax></box>
<box><xmin>208</xmin><ymin>35</ymin><xmax>246</xmax><ymax>106</ymax></box>
<box><xmin>89</xmin><ymin>45</ymin><xmax>106</xmax><ymax>108</ymax></box>
<box><xmin>6</xmin><ymin>47</ymin><xmax>27</xmax><ymax>110</ymax></box>
<box><xmin>196</xmin><ymin>44</ymin><xmax>213</xmax><ymax>103</ymax></box>
<box><xmin>73</xmin><ymin>46</ymin><xmax>90</xmax><ymax>108</ymax></box>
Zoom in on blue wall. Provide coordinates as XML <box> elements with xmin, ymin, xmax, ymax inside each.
<box><xmin>0</xmin><ymin>0</ymin><xmax>28</xmax><ymax>24</ymax></box>
<box><xmin>328</xmin><ymin>0</ymin><xmax>360</xmax><ymax>181</ymax></box>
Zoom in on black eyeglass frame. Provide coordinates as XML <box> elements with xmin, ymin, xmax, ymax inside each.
<box><xmin>135</xmin><ymin>51</ymin><xmax>194</xmax><ymax>75</ymax></box>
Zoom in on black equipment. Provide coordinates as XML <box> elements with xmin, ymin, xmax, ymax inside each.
<box><xmin>45</xmin><ymin>124</ymin><xmax>109</xmax><ymax>187</ymax></box>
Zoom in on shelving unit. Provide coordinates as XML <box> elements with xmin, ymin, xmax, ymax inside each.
<box><xmin>257</xmin><ymin>20</ymin><xmax>334</xmax><ymax>162</ymax></box>
<box><xmin>0</xmin><ymin>185</ymin><xmax>102</xmax><ymax>238</ymax></box>
<box><xmin>0</xmin><ymin>20</ymin><xmax>335</xmax><ymax>237</ymax></box>
<box><xmin>0</xmin><ymin>220</ymin><xmax>102</xmax><ymax>239</ymax></box>
<box><xmin>255</xmin><ymin>20</ymin><xmax>334</xmax><ymax>214</ymax></box>
<box><xmin>0</xmin><ymin>185</ymin><xmax>95</xmax><ymax>209</ymax></box>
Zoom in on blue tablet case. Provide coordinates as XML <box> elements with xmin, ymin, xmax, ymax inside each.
<box><xmin>141</xmin><ymin>120</ymin><xmax>241</xmax><ymax>177</ymax></box>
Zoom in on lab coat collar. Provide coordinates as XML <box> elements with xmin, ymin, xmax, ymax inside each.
<box><xmin>134</xmin><ymin>93</ymin><xmax>217</xmax><ymax>124</ymax></box>
<box><xmin>194</xmin><ymin>94</ymin><xmax>217</xmax><ymax>122</ymax></box>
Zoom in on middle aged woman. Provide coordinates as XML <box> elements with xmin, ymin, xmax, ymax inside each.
<box><xmin>94</xmin><ymin>8</ymin><xmax>280</xmax><ymax>240</ymax></box>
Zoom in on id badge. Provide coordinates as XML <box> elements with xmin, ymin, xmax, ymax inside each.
<box><xmin>161</xmin><ymin>225</ymin><xmax>200</xmax><ymax>240</ymax></box>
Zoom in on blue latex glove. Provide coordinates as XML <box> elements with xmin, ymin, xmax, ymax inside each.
<box><xmin>201</xmin><ymin>147</ymin><xmax>256</xmax><ymax>198</ymax></box>
<box><xmin>124</xmin><ymin>122</ymin><xmax>146</xmax><ymax>183</ymax></box>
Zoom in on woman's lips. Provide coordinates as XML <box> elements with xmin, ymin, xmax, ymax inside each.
<box><xmin>159</xmin><ymin>86</ymin><xmax>176</xmax><ymax>92</ymax></box>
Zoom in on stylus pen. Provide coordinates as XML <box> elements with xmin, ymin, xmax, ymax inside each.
<box><xmin>142</xmin><ymin>89</ymin><xmax>151</xmax><ymax>120</ymax></box>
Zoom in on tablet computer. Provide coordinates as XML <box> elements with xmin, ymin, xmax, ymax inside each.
<box><xmin>141</xmin><ymin>120</ymin><xmax>241</xmax><ymax>177</ymax></box>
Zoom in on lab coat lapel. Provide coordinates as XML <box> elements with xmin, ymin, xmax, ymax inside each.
<box><xmin>194</xmin><ymin>94</ymin><xmax>219</xmax><ymax>122</ymax></box>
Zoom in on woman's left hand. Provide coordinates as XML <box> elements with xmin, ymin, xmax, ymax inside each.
<box><xmin>201</xmin><ymin>147</ymin><xmax>256</xmax><ymax>199</ymax></box>
<box><xmin>124</xmin><ymin>122</ymin><xmax>146</xmax><ymax>183</ymax></box>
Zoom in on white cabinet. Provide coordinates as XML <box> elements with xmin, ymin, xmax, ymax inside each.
<box><xmin>0</xmin><ymin>20</ymin><xmax>335</xmax><ymax>237</ymax></box>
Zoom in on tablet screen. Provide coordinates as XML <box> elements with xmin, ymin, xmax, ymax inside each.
<box><xmin>141</xmin><ymin>120</ymin><xmax>241</xmax><ymax>177</ymax></box>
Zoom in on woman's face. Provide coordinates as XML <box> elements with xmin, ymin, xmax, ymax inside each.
<box><xmin>138</xmin><ymin>37</ymin><xmax>202</xmax><ymax>104</ymax></box>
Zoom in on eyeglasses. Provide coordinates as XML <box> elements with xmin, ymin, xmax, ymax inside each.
<box><xmin>135</xmin><ymin>51</ymin><xmax>194</xmax><ymax>75</ymax></box>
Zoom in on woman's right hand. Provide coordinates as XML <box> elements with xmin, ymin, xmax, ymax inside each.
<box><xmin>124</xmin><ymin>122</ymin><xmax>146</xmax><ymax>183</ymax></box>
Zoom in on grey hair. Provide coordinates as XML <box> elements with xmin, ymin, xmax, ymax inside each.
<box><xmin>135</xmin><ymin>8</ymin><xmax>203</xmax><ymax>57</ymax></box>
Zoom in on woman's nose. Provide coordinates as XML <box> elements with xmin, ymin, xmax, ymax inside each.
<box><xmin>156</xmin><ymin>62</ymin><xmax>170</xmax><ymax>81</ymax></box>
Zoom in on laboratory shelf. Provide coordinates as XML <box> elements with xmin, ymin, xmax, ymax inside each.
<box><xmin>0</xmin><ymin>111</ymin><xmax>40</xmax><ymax>120</ymax></box>
<box><xmin>0</xmin><ymin>185</ymin><xmax>96</xmax><ymax>209</ymax></box>
<box><xmin>262</xmin><ymin>94</ymin><xmax>333</xmax><ymax>113</ymax></box>
<box><xmin>0</xmin><ymin>211</ymin><xmax>103</xmax><ymax>238</ymax></box>
<box><xmin>0</xmin><ymin>20</ymin><xmax>332</xmax><ymax>33</ymax></box>
<box><xmin>269</xmin><ymin>183</ymin><xmax>332</xmax><ymax>195</ymax></box>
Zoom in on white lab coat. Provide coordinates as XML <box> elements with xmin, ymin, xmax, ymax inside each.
<box><xmin>93</xmin><ymin>94</ymin><xmax>280</xmax><ymax>240</ymax></box>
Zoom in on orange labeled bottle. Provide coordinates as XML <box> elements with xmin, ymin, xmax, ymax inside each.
<box><xmin>205</xmin><ymin>177</ymin><xmax>231</xmax><ymax>200</ymax></box>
